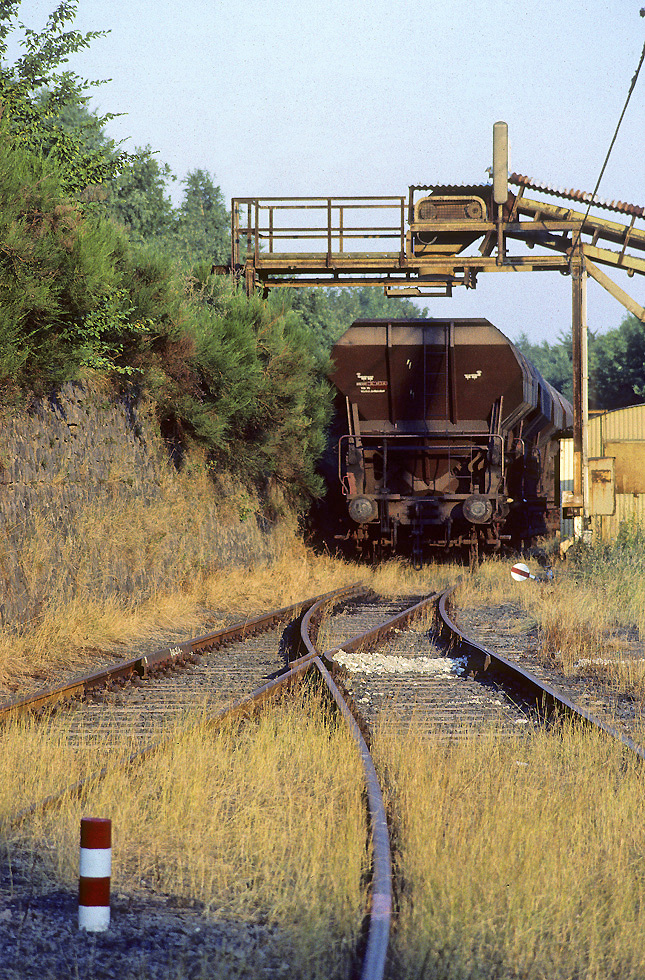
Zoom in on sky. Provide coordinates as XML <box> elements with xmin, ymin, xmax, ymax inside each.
<box><xmin>10</xmin><ymin>0</ymin><xmax>645</xmax><ymax>343</ymax></box>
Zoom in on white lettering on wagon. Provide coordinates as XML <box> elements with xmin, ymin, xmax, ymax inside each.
<box><xmin>464</xmin><ymin>370</ymin><xmax>482</xmax><ymax>380</ymax></box>
<box><xmin>355</xmin><ymin>372</ymin><xmax>387</xmax><ymax>393</ymax></box>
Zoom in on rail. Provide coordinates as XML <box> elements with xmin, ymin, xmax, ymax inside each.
<box><xmin>13</xmin><ymin>581</ymin><xmax>645</xmax><ymax>978</ymax></box>
<box><xmin>303</xmin><ymin>590</ymin><xmax>440</xmax><ymax>980</ymax></box>
<box><xmin>0</xmin><ymin>585</ymin><xmax>359</xmax><ymax>722</ymax></box>
<box><xmin>438</xmin><ymin>587</ymin><xmax>645</xmax><ymax>761</ymax></box>
<box><xmin>8</xmin><ymin>583</ymin><xmax>364</xmax><ymax>824</ymax></box>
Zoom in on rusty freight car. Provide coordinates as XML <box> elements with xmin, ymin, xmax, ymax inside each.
<box><xmin>329</xmin><ymin>318</ymin><xmax>572</xmax><ymax>564</ymax></box>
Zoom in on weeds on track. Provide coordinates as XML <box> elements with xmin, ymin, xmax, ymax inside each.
<box><xmin>458</xmin><ymin>532</ymin><xmax>645</xmax><ymax>702</ymax></box>
<box><xmin>0</xmin><ymin>482</ymin><xmax>456</xmax><ymax>698</ymax></box>
<box><xmin>375</xmin><ymin>717</ymin><xmax>645</xmax><ymax>980</ymax></box>
<box><xmin>0</xmin><ymin>691</ymin><xmax>366</xmax><ymax>979</ymax></box>
<box><xmin>7</xmin><ymin>703</ymin><xmax>645</xmax><ymax>979</ymax></box>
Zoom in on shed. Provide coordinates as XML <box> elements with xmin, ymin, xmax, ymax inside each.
<box><xmin>561</xmin><ymin>403</ymin><xmax>645</xmax><ymax>540</ymax></box>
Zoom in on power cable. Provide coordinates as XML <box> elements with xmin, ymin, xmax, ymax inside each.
<box><xmin>569</xmin><ymin>18</ymin><xmax>645</xmax><ymax>267</ymax></box>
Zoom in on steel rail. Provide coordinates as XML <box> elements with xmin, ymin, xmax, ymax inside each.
<box><xmin>7</xmin><ymin>584</ymin><xmax>364</xmax><ymax>825</ymax></box>
<box><xmin>9</xmin><ymin>649</ymin><xmax>322</xmax><ymax>828</ymax></box>
<box><xmin>314</xmin><ymin>656</ymin><xmax>391</xmax><ymax>980</ymax></box>
<box><xmin>0</xmin><ymin>584</ymin><xmax>360</xmax><ymax>721</ymax></box>
<box><xmin>299</xmin><ymin>589</ymin><xmax>440</xmax><ymax>980</ymax></box>
<box><xmin>438</xmin><ymin>587</ymin><xmax>645</xmax><ymax>761</ymax></box>
<box><xmin>10</xmin><ymin>584</ymin><xmax>437</xmax><ymax>980</ymax></box>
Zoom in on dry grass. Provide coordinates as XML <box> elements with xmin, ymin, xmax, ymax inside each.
<box><xmin>0</xmin><ymin>484</ymin><xmax>459</xmax><ymax>698</ymax></box>
<box><xmin>1</xmin><ymin>690</ymin><xmax>367</xmax><ymax>979</ymax></box>
<box><xmin>455</xmin><ymin>551</ymin><xmax>645</xmax><ymax>700</ymax></box>
<box><xmin>375</xmin><ymin>718</ymin><xmax>645</xmax><ymax>980</ymax></box>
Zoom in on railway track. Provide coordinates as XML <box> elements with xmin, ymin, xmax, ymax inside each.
<box><xmin>322</xmin><ymin>592</ymin><xmax>532</xmax><ymax>739</ymax></box>
<box><xmin>0</xmin><ymin>590</ymin><xmax>348</xmax><ymax>725</ymax></box>
<box><xmin>310</xmin><ymin>586</ymin><xmax>645</xmax><ymax>979</ymax></box>
<box><xmin>4</xmin><ymin>581</ymin><xmax>645</xmax><ymax>980</ymax></box>
<box><xmin>60</xmin><ymin>626</ymin><xmax>298</xmax><ymax>747</ymax></box>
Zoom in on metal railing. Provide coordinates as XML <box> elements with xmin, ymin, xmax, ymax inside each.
<box><xmin>231</xmin><ymin>196</ymin><xmax>407</xmax><ymax>268</ymax></box>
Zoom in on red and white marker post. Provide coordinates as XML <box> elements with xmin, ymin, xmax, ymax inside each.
<box><xmin>78</xmin><ymin>817</ymin><xmax>111</xmax><ymax>932</ymax></box>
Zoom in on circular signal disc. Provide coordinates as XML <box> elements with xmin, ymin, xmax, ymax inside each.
<box><xmin>511</xmin><ymin>562</ymin><xmax>531</xmax><ymax>582</ymax></box>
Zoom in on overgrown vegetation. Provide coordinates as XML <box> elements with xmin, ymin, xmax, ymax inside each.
<box><xmin>458</xmin><ymin>536</ymin><xmax>645</xmax><ymax>701</ymax></box>
<box><xmin>0</xmin><ymin>144</ymin><xmax>330</xmax><ymax>497</ymax></box>
<box><xmin>514</xmin><ymin>315</ymin><xmax>645</xmax><ymax>411</ymax></box>
<box><xmin>1</xmin><ymin>691</ymin><xmax>367</xmax><ymax>979</ymax></box>
<box><xmin>5</xmin><ymin>683</ymin><xmax>645</xmax><ymax>978</ymax></box>
<box><xmin>377</xmin><ymin>720</ymin><xmax>645</xmax><ymax>980</ymax></box>
<box><xmin>0</xmin><ymin>499</ymin><xmax>451</xmax><ymax>697</ymax></box>
<box><xmin>0</xmin><ymin>3</ymin><xmax>326</xmax><ymax>502</ymax></box>
<box><xmin>0</xmin><ymin>1</ymin><xmax>430</xmax><ymax>509</ymax></box>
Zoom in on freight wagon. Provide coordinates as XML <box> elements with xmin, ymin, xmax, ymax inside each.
<box><xmin>329</xmin><ymin>318</ymin><xmax>572</xmax><ymax>564</ymax></box>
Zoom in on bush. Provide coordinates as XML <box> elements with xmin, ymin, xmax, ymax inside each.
<box><xmin>0</xmin><ymin>139</ymin><xmax>332</xmax><ymax>502</ymax></box>
<box><xmin>0</xmin><ymin>140</ymin><xmax>146</xmax><ymax>392</ymax></box>
<box><xmin>152</xmin><ymin>288</ymin><xmax>332</xmax><ymax>501</ymax></box>
<box><xmin>567</xmin><ymin>518</ymin><xmax>645</xmax><ymax>580</ymax></box>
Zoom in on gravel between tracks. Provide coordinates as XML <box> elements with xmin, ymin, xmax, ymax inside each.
<box><xmin>326</xmin><ymin>594</ymin><xmax>533</xmax><ymax>737</ymax></box>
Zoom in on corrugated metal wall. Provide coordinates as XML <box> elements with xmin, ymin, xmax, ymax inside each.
<box><xmin>560</xmin><ymin>404</ymin><xmax>645</xmax><ymax>541</ymax></box>
<box><xmin>560</xmin><ymin>437</ymin><xmax>575</xmax><ymax>539</ymax></box>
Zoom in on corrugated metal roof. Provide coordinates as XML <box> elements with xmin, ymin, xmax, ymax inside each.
<box><xmin>410</xmin><ymin>183</ymin><xmax>492</xmax><ymax>193</ymax></box>
<box><xmin>411</xmin><ymin>177</ymin><xmax>644</xmax><ymax>219</ymax></box>
<box><xmin>598</xmin><ymin>404</ymin><xmax>645</xmax><ymax>442</ymax></box>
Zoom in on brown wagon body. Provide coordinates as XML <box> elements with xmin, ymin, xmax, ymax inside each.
<box><xmin>329</xmin><ymin>318</ymin><xmax>572</xmax><ymax>562</ymax></box>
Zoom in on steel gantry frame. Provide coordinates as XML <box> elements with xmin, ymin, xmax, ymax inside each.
<box><xmin>229</xmin><ymin>172</ymin><xmax>645</xmax><ymax>521</ymax></box>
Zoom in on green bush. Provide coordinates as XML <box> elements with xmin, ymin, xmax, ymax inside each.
<box><xmin>0</xmin><ymin>2</ymin><xmax>331</xmax><ymax>504</ymax></box>
<box><xmin>0</xmin><ymin>141</ymin><xmax>139</xmax><ymax>391</ymax></box>
<box><xmin>0</xmin><ymin>139</ymin><xmax>331</xmax><ymax>502</ymax></box>
<box><xmin>152</xmin><ymin>288</ymin><xmax>332</xmax><ymax>500</ymax></box>
<box><xmin>568</xmin><ymin>518</ymin><xmax>645</xmax><ymax>579</ymax></box>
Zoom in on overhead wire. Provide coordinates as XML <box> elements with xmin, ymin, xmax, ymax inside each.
<box><xmin>569</xmin><ymin>26</ymin><xmax>645</xmax><ymax>268</ymax></box>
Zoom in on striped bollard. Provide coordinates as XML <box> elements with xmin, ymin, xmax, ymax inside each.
<box><xmin>78</xmin><ymin>817</ymin><xmax>111</xmax><ymax>931</ymax></box>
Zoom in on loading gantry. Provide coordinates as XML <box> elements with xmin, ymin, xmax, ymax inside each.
<box><xmin>228</xmin><ymin>127</ymin><xmax>645</xmax><ymax>524</ymax></box>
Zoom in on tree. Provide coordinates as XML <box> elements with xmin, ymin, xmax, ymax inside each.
<box><xmin>109</xmin><ymin>145</ymin><xmax>175</xmax><ymax>243</ymax></box>
<box><xmin>0</xmin><ymin>2</ymin><xmax>333</xmax><ymax>502</ymax></box>
<box><xmin>274</xmin><ymin>286</ymin><xmax>428</xmax><ymax>354</ymax></box>
<box><xmin>513</xmin><ymin>330</ymin><xmax>575</xmax><ymax>403</ymax></box>
<box><xmin>164</xmin><ymin>169</ymin><xmax>230</xmax><ymax>269</ymax></box>
<box><xmin>514</xmin><ymin>316</ymin><xmax>645</xmax><ymax>412</ymax></box>
<box><xmin>0</xmin><ymin>138</ymin><xmax>153</xmax><ymax>393</ymax></box>
<box><xmin>0</xmin><ymin>0</ymin><xmax>130</xmax><ymax>196</ymax></box>
<box><xmin>592</xmin><ymin>315</ymin><xmax>645</xmax><ymax>410</ymax></box>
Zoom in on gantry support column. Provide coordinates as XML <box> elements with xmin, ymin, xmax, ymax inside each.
<box><xmin>570</xmin><ymin>241</ymin><xmax>589</xmax><ymax>533</ymax></box>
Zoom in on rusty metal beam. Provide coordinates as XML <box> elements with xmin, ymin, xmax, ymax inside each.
<box><xmin>231</xmin><ymin>188</ymin><xmax>645</xmax><ymax>356</ymax></box>
<box><xmin>581</xmin><ymin>242</ymin><xmax>645</xmax><ymax>276</ymax></box>
<box><xmin>570</xmin><ymin>244</ymin><xmax>587</xmax><ymax>515</ymax></box>
<box><xmin>585</xmin><ymin>259</ymin><xmax>645</xmax><ymax>321</ymax></box>
<box><xmin>515</xmin><ymin>196</ymin><xmax>645</xmax><ymax>253</ymax></box>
